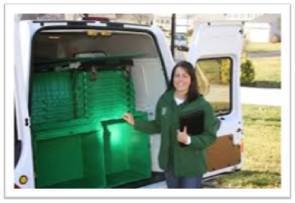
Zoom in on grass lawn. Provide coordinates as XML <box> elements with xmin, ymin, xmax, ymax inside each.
<box><xmin>242</xmin><ymin>43</ymin><xmax>281</xmax><ymax>88</ymax></box>
<box><xmin>245</xmin><ymin>42</ymin><xmax>281</xmax><ymax>52</ymax></box>
<box><xmin>211</xmin><ymin>105</ymin><xmax>281</xmax><ymax>188</ymax></box>
<box><xmin>247</xmin><ymin>56</ymin><xmax>281</xmax><ymax>88</ymax></box>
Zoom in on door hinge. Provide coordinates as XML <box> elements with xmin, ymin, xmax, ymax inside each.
<box><xmin>25</xmin><ymin>118</ymin><xmax>30</xmax><ymax>126</ymax></box>
<box><xmin>236</xmin><ymin>128</ymin><xmax>243</xmax><ymax>133</ymax></box>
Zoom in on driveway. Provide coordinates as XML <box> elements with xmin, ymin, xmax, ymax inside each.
<box><xmin>248</xmin><ymin>50</ymin><xmax>280</xmax><ymax>58</ymax></box>
<box><xmin>240</xmin><ymin>87</ymin><xmax>281</xmax><ymax>106</ymax></box>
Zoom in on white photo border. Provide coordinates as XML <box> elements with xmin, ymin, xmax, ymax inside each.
<box><xmin>3</xmin><ymin>1</ymin><xmax>293</xmax><ymax>199</ymax></box>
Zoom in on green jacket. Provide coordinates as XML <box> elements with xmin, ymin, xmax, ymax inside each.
<box><xmin>134</xmin><ymin>90</ymin><xmax>219</xmax><ymax>177</ymax></box>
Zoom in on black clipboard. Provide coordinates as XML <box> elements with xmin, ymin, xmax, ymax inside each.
<box><xmin>179</xmin><ymin>110</ymin><xmax>204</xmax><ymax>135</ymax></box>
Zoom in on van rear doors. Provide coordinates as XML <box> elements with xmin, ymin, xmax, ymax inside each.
<box><xmin>188</xmin><ymin>23</ymin><xmax>244</xmax><ymax>176</ymax></box>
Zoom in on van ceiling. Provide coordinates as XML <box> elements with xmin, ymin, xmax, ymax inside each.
<box><xmin>32</xmin><ymin>30</ymin><xmax>159</xmax><ymax>61</ymax></box>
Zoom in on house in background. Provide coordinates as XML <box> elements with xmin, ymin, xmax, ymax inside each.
<box><xmin>188</xmin><ymin>14</ymin><xmax>280</xmax><ymax>43</ymax></box>
<box><xmin>153</xmin><ymin>15</ymin><xmax>171</xmax><ymax>32</ymax></box>
<box><xmin>243</xmin><ymin>22</ymin><xmax>272</xmax><ymax>43</ymax></box>
<box><xmin>250</xmin><ymin>14</ymin><xmax>281</xmax><ymax>42</ymax></box>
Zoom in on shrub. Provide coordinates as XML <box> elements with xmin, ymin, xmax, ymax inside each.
<box><xmin>240</xmin><ymin>59</ymin><xmax>255</xmax><ymax>85</ymax></box>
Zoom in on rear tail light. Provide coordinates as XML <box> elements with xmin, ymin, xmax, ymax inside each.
<box><xmin>19</xmin><ymin>175</ymin><xmax>28</xmax><ymax>185</ymax></box>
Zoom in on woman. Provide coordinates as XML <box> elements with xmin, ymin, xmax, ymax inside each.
<box><xmin>123</xmin><ymin>61</ymin><xmax>219</xmax><ymax>188</ymax></box>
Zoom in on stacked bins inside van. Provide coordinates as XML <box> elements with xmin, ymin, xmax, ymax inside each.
<box><xmin>30</xmin><ymin>56</ymin><xmax>151</xmax><ymax>188</ymax></box>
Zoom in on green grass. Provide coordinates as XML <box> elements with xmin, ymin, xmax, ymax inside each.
<box><xmin>243</xmin><ymin>42</ymin><xmax>281</xmax><ymax>88</ymax></box>
<box><xmin>211</xmin><ymin>105</ymin><xmax>281</xmax><ymax>188</ymax></box>
<box><xmin>246</xmin><ymin>56</ymin><xmax>281</xmax><ymax>88</ymax></box>
<box><xmin>245</xmin><ymin>42</ymin><xmax>281</xmax><ymax>52</ymax></box>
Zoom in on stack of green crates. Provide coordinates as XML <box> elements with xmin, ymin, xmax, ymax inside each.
<box><xmin>31</xmin><ymin>72</ymin><xmax>75</xmax><ymax>124</ymax></box>
<box><xmin>86</xmin><ymin>70</ymin><xmax>135</xmax><ymax>120</ymax></box>
<box><xmin>31</xmin><ymin>66</ymin><xmax>151</xmax><ymax>188</ymax></box>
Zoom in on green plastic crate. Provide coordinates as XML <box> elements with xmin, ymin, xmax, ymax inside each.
<box><xmin>102</xmin><ymin>113</ymin><xmax>151</xmax><ymax>187</ymax></box>
<box><xmin>35</xmin><ymin>134</ymin><xmax>84</xmax><ymax>187</ymax></box>
<box><xmin>34</xmin><ymin>128</ymin><xmax>106</xmax><ymax>188</ymax></box>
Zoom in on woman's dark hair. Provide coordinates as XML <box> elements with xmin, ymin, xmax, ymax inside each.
<box><xmin>168</xmin><ymin>60</ymin><xmax>200</xmax><ymax>102</ymax></box>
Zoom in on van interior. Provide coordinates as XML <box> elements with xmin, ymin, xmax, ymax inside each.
<box><xmin>30</xmin><ymin>28</ymin><xmax>167</xmax><ymax>188</ymax></box>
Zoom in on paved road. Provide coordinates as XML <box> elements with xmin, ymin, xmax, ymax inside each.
<box><xmin>174</xmin><ymin>50</ymin><xmax>280</xmax><ymax>62</ymax></box>
<box><xmin>241</xmin><ymin>87</ymin><xmax>281</xmax><ymax>106</ymax></box>
<box><xmin>248</xmin><ymin>50</ymin><xmax>280</xmax><ymax>58</ymax></box>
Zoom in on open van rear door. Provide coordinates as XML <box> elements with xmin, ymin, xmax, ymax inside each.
<box><xmin>188</xmin><ymin>22</ymin><xmax>244</xmax><ymax>176</ymax></box>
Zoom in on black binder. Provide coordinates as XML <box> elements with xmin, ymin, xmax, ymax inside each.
<box><xmin>179</xmin><ymin>110</ymin><xmax>204</xmax><ymax>135</ymax></box>
<box><xmin>179</xmin><ymin>111</ymin><xmax>205</xmax><ymax>147</ymax></box>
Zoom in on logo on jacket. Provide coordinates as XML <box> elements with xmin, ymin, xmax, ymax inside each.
<box><xmin>161</xmin><ymin>107</ymin><xmax>167</xmax><ymax>116</ymax></box>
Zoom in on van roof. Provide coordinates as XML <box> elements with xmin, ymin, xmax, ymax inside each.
<box><xmin>32</xmin><ymin>20</ymin><xmax>151</xmax><ymax>28</ymax></box>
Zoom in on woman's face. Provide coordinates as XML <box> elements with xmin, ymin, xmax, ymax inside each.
<box><xmin>173</xmin><ymin>66</ymin><xmax>191</xmax><ymax>94</ymax></box>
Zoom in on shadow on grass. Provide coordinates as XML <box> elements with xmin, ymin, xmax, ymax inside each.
<box><xmin>204</xmin><ymin>170</ymin><xmax>281</xmax><ymax>189</ymax></box>
<box><xmin>243</xmin><ymin>117</ymin><xmax>281</xmax><ymax>123</ymax></box>
<box><xmin>242</xmin><ymin>81</ymin><xmax>281</xmax><ymax>88</ymax></box>
<box><xmin>243</xmin><ymin>115</ymin><xmax>281</xmax><ymax>127</ymax></box>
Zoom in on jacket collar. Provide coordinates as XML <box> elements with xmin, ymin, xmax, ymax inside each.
<box><xmin>164</xmin><ymin>89</ymin><xmax>204</xmax><ymax>109</ymax></box>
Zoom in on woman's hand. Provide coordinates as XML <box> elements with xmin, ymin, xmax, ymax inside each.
<box><xmin>177</xmin><ymin>126</ymin><xmax>190</xmax><ymax>144</ymax></box>
<box><xmin>123</xmin><ymin>112</ymin><xmax>135</xmax><ymax>126</ymax></box>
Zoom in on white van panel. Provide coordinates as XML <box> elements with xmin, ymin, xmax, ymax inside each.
<box><xmin>131</xmin><ymin>58</ymin><xmax>166</xmax><ymax>172</ymax></box>
<box><xmin>14</xmin><ymin>20</ymin><xmax>37</xmax><ymax>188</ymax></box>
<box><xmin>19</xmin><ymin>21</ymin><xmax>41</xmax><ymax>99</ymax></box>
<box><xmin>188</xmin><ymin>23</ymin><xmax>244</xmax><ymax>61</ymax></box>
<box><xmin>132</xmin><ymin>58</ymin><xmax>166</xmax><ymax>112</ymax></box>
<box><xmin>150</xmin><ymin>25</ymin><xmax>174</xmax><ymax>79</ymax></box>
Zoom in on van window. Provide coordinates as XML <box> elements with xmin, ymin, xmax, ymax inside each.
<box><xmin>195</xmin><ymin>58</ymin><xmax>232</xmax><ymax>115</ymax></box>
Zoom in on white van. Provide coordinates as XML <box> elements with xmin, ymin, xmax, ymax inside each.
<box><xmin>14</xmin><ymin>18</ymin><xmax>244</xmax><ymax>188</ymax></box>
